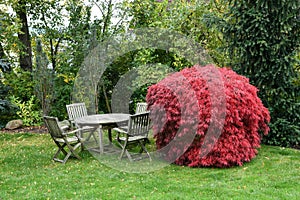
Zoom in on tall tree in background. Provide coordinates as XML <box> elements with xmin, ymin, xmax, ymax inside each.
<box><xmin>128</xmin><ymin>0</ymin><xmax>229</xmax><ymax>66</ymax></box>
<box><xmin>30</xmin><ymin>0</ymin><xmax>93</xmax><ymax>118</ymax></box>
<box><xmin>217</xmin><ymin>0</ymin><xmax>300</xmax><ymax>147</ymax></box>
<box><xmin>30</xmin><ymin>0</ymin><xmax>71</xmax><ymax>71</ymax></box>
<box><xmin>34</xmin><ymin>39</ymin><xmax>53</xmax><ymax>115</ymax></box>
<box><xmin>88</xmin><ymin>0</ymin><xmax>130</xmax><ymax>113</ymax></box>
<box><xmin>14</xmin><ymin>0</ymin><xmax>32</xmax><ymax>71</ymax></box>
<box><xmin>1</xmin><ymin>2</ymin><xmax>22</xmax><ymax>72</ymax></box>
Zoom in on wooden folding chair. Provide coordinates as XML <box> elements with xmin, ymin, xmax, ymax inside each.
<box><xmin>115</xmin><ymin>112</ymin><xmax>152</xmax><ymax>161</ymax></box>
<box><xmin>43</xmin><ymin>116</ymin><xmax>82</xmax><ymax>164</ymax></box>
<box><xmin>66</xmin><ymin>103</ymin><xmax>97</xmax><ymax>143</ymax></box>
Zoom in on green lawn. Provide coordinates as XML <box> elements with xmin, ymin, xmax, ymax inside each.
<box><xmin>0</xmin><ymin>132</ymin><xmax>299</xmax><ymax>200</ymax></box>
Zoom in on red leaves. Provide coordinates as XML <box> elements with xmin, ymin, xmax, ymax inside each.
<box><xmin>146</xmin><ymin>65</ymin><xmax>271</xmax><ymax>168</ymax></box>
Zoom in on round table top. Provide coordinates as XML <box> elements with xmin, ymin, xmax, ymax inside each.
<box><xmin>75</xmin><ymin>113</ymin><xmax>130</xmax><ymax>126</ymax></box>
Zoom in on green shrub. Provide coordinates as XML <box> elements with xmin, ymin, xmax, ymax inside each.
<box><xmin>4</xmin><ymin>69</ymin><xmax>34</xmax><ymax>101</ymax></box>
<box><xmin>10</xmin><ymin>95</ymin><xmax>43</xmax><ymax>126</ymax></box>
<box><xmin>0</xmin><ymin>82</ymin><xmax>18</xmax><ymax>128</ymax></box>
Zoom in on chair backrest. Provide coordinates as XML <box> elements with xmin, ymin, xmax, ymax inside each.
<box><xmin>66</xmin><ymin>103</ymin><xmax>88</xmax><ymax>122</ymax></box>
<box><xmin>127</xmin><ymin>112</ymin><xmax>151</xmax><ymax>137</ymax></box>
<box><xmin>43</xmin><ymin>116</ymin><xmax>64</xmax><ymax>138</ymax></box>
<box><xmin>135</xmin><ymin>102</ymin><xmax>148</xmax><ymax>114</ymax></box>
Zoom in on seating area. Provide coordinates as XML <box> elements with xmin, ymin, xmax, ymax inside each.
<box><xmin>43</xmin><ymin>102</ymin><xmax>151</xmax><ymax>163</ymax></box>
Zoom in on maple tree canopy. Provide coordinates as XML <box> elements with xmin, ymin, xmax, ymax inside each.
<box><xmin>146</xmin><ymin>64</ymin><xmax>270</xmax><ymax>168</ymax></box>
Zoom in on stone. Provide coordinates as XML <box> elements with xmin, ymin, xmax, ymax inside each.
<box><xmin>5</xmin><ymin>119</ymin><xmax>23</xmax><ymax>130</ymax></box>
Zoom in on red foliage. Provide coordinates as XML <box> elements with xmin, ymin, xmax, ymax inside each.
<box><xmin>146</xmin><ymin>64</ymin><xmax>270</xmax><ymax>168</ymax></box>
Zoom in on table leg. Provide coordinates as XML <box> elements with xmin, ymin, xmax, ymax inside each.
<box><xmin>108</xmin><ymin>128</ymin><xmax>112</xmax><ymax>143</ymax></box>
<box><xmin>98</xmin><ymin>126</ymin><xmax>104</xmax><ymax>154</ymax></box>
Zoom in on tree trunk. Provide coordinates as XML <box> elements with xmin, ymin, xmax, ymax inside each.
<box><xmin>102</xmin><ymin>84</ymin><xmax>111</xmax><ymax>113</ymax></box>
<box><xmin>16</xmin><ymin>0</ymin><xmax>32</xmax><ymax>72</ymax></box>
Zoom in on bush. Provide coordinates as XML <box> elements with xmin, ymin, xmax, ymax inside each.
<box><xmin>4</xmin><ymin>69</ymin><xmax>34</xmax><ymax>101</ymax></box>
<box><xmin>10</xmin><ymin>95</ymin><xmax>43</xmax><ymax>126</ymax></box>
<box><xmin>146</xmin><ymin>65</ymin><xmax>270</xmax><ymax>168</ymax></box>
<box><xmin>0</xmin><ymin>82</ymin><xmax>18</xmax><ymax>128</ymax></box>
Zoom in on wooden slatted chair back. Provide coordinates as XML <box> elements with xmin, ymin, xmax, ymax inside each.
<box><xmin>66</xmin><ymin>103</ymin><xmax>88</xmax><ymax>123</ymax></box>
<box><xmin>127</xmin><ymin>112</ymin><xmax>151</xmax><ymax>137</ymax></box>
<box><xmin>135</xmin><ymin>102</ymin><xmax>148</xmax><ymax>114</ymax></box>
<box><xmin>43</xmin><ymin>116</ymin><xmax>64</xmax><ymax>138</ymax></box>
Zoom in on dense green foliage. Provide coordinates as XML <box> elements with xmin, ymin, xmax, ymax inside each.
<box><xmin>0</xmin><ymin>82</ymin><xmax>17</xmax><ymax>128</ymax></box>
<box><xmin>211</xmin><ymin>0</ymin><xmax>300</xmax><ymax>147</ymax></box>
<box><xmin>128</xmin><ymin>0</ymin><xmax>229</xmax><ymax>66</ymax></box>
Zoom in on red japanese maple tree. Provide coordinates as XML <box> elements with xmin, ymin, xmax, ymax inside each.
<box><xmin>146</xmin><ymin>64</ymin><xmax>270</xmax><ymax>168</ymax></box>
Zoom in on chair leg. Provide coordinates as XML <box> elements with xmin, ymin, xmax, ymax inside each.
<box><xmin>139</xmin><ymin>140</ymin><xmax>152</xmax><ymax>161</ymax></box>
<box><xmin>56</xmin><ymin>143</ymin><xmax>68</xmax><ymax>155</ymax></box>
<box><xmin>125</xmin><ymin>149</ymin><xmax>133</xmax><ymax>162</ymax></box>
<box><xmin>53</xmin><ymin>145</ymin><xmax>67</xmax><ymax>163</ymax></box>
<box><xmin>60</xmin><ymin>145</ymin><xmax>68</xmax><ymax>155</ymax></box>
<box><xmin>66</xmin><ymin>142</ymin><xmax>82</xmax><ymax>159</ymax></box>
<box><xmin>53</xmin><ymin>142</ymin><xmax>81</xmax><ymax>164</ymax></box>
<box><xmin>91</xmin><ymin>128</ymin><xmax>98</xmax><ymax>144</ymax></box>
<box><xmin>118</xmin><ymin>138</ymin><xmax>151</xmax><ymax>162</ymax></box>
<box><xmin>53</xmin><ymin>143</ymin><xmax>67</xmax><ymax>162</ymax></box>
<box><xmin>119</xmin><ymin>140</ymin><xmax>134</xmax><ymax>161</ymax></box>
<box><xmin>85</xmin><ymin>128</ymin><xmax>98</xmax><ymax>144</ymax></box>
<box><xmin>60</xmin><ymin>143</ymin><xmax>82</xmax><ymax>164</ymax></box>
<box><xmin>53</xmin><ymin>150</ymin><xmax>63</xmax><ymax>162</ymax></box>
<box><xmin>119</xmin><ymin>144</ymin><xmax>126</xmax><ymax>160</ymax></box>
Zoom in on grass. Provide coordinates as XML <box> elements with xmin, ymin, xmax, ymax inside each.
<box><xmin>0</xmin><ymin>132</ymin><xmax>299</xmax><ymax>200</ymax></box>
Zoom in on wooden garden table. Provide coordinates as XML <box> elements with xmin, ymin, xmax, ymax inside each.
<box><xmin>75</xmin><ymin>113</ymin><xmax>130</xmax><ymax>154</ymax></box>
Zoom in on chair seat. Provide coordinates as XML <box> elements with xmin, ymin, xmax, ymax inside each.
<box><xmin>81</xmin><ymin>125</ymin><xmax>97</xmax><ymax>131</ymax></box>
<box><xmin>59</xmin><ymin>125</ymin><xmax>70</xmax><ymax>131</ymax></box>
<box><xmin>118</xmin><ymin>135</ymin><xmax>148</xmax><ymax>142</ymax></box>
<box><xmin>54</xmin><ymin>136</ymin><xmax>79</xmax><ymax>144</ymax></box>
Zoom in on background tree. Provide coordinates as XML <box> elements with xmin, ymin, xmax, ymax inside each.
<box><xmin>213</xmin><ymin>0</ymin><xmax>300</xmax><ymax>147</ymax></box>
<box><xmin>34</xmin><ymin>39</ymin><xmax>53</xmax><ymax>116</ymax></box>
<box><xmin>85</xmin><ymin>0</ymin><xmax>131</xmax><ymax>113</ymax></box>
<box><xmin>109</xmin><ymin>0</ymin><xmax>226</xmax><ymax>112</ymax></box>
<box><xmin>13</xmin><ymin>0</ymin><xmax>32</xmax><ymax>71</ymax></box>
<box><xmin>128</xmin><ymin>0</ymin><xmax>229</xmax><ymax>67</ymax></box>
<box><xmin>0</xmin><ymin>3</ymin><xmax>22</xmax><ymax>72</ymax></box>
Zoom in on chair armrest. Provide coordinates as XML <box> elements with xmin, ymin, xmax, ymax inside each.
<box><xmin>113</xmin><ymin>127</ymin><xmax>128</xmax><ymax>134</ymax></box>
<box><xmin>58</xmin><ymin>120</ymin><xmax>71</xmax><ymax>130</ymax></box>
<box><xmin>60</xmin><ymin>125</ymin><xmax>70</xmax><ymax>131</ymax></box>
<box><xmin>62</xmin><ymin>128</ymin><xmax>82</xmax><ymax>136</ymax></box>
